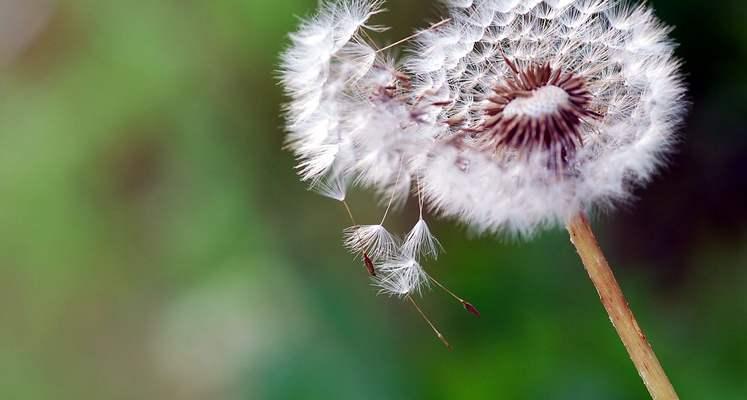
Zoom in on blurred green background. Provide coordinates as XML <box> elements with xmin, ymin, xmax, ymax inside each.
<box><xmin>1</xmin><ymin>0</ymin><xmax>745</xmax><ymax>399</ymax></box>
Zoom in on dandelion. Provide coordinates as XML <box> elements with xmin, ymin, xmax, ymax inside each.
<box><xmin>280</xmin><ymin>1</ymin><xmax>686</xmax><ymax>398</ymax></box>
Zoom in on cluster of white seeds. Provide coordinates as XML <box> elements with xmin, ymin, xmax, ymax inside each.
<box><xmin>279</xmin><ymin>0</ymin><xmax>685</xmax><ymax>297</ymax></box>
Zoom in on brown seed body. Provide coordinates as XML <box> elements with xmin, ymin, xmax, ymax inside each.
<box><xmin>363</xmin><ymin>253</ymin><xmax>376</xmax><ymax>276</ymax></box>
<box><xmin>462</xmin><ymin>301</ymin><xmax>481</xmax><ymax>318</ymax></box>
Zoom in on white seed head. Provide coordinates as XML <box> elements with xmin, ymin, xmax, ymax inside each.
<box><xmin>407</xmin><ymin>0</ymin><xmax>686</xmax><ymax>235</ymax></box>
<box><xmin>281</xmin><ymin>0</ymin><xmax>686</xmax><ymax>238</ymax></box>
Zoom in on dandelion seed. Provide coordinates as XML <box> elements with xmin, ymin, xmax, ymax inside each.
<box><xmin>338</xmin><ymin>199</ymin><xmax>379</xmax><ymax>277</ymax></box>
<box><xmin>363</xmin><ymin>253</ymin><xmax>376</xmax><ymax>276</ymax></box>
<box><xmin>401</xmin><ymin>218</ymin><xmax>442</xmax><ymax>260</ymax></box>
<box><xmin>343</xmin><ymin>224</ymin><xmax>399</xmax><ymax>261</ymax></box>
<box><xmin>373</xmin><ymin>257</ymin><xmax>430</xmax><ymax>297</ymax></box>
<box><xmin>309</xmin><ymin>169</ymin><xmax>350</xmax><ymax>202</ymax></box>
<box><xmin>428</xmin><ymin>274</ymin><xmax>481</xmax><ymax>318</ymax></box>
<box><xmin>462</xmin><ymin>301</ymin><xmax>480</xmax><ymax>318</ymax></box>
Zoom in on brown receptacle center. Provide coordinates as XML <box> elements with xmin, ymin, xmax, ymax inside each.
<box><xmin>478</xmin><ymin>59</ymin><xmax>598</xmax><ymax>167</ymax></box>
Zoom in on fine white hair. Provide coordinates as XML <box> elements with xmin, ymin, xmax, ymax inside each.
<box><xmin>279</xmin><ymin>0</ymin><xmax>385</xmax><ymax>183</ymax></box>
<box><xmin>406</xmin><ymin>0</ymin><xmax>686</xmax><ymax>235</ymax></box>
<box><xmin>280</xmin><ymin>0</ymin><xmax>686</xmax><ymax>292</ymax></box>
<box><xmin>374</xmin><ymin>257</ymin><xmax>432</xmax><ymax>297</ymax></box>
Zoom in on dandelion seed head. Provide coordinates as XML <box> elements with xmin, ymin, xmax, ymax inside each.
<box><xmin>406</xmin><ymin>0</ymin><xmax>686</xmax><ymax>235</ymax></box>
<box><xmin>280</xmin><ymin>0</ymin><xmax>686</xmax><ymax>238</ymax></box>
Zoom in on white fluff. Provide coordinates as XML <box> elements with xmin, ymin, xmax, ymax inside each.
<box><xmin>281</xmin><ymin>0</ymin><xmax>686</xmax><ymax>239</ymax></box>
<box><xmin>343</xmin><ymin>224</ymin><xmax>399</xmax><ymax>261</ymax></box>
<box><xmin>407</xmin><ymin>0</ymin><xmax>686</xmax><ymax>235</ymax></box>
<box><xmin>279</xmin><ymin>0</ymin><xmax>384</xmax><ymax>182</ymax></box>
<box><xmin>373</xmin><ymin>257</ymin><xmax>431</xmax><ymax>297</ymax></box>
<box><xmin>309</xmin><ymin>169</ymin><xmax>350</xmax><ymax>201</ymax></box>
<box><xmin>401</xmin><ymin>218</ymin><xmax>442</xmax><ymax>260</ymax></box>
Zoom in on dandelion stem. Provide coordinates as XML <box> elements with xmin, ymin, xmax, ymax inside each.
<box><xmin>566</xmin><ymin>213</ymin><xmax>678</xmax><ymax>400</ymax></box>
<box><xmin>407</xmin><ymin>295</ymin><xmax>451</xmax><ymax>349</ymax></box>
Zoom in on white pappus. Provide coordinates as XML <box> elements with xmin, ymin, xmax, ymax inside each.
<box><xmin>279</xmin><ymin>0</ymin><xmax>685</xmax><ymax>335</ymax></box>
